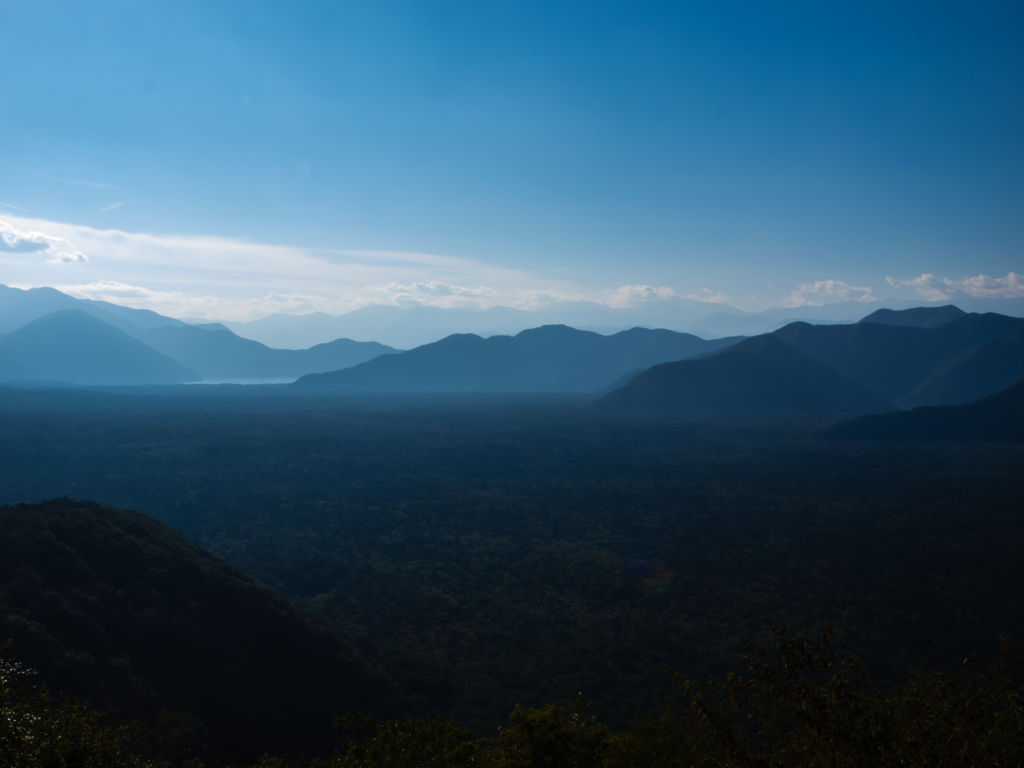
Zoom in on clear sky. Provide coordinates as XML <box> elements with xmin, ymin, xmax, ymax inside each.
<box><xmin>1</xmin><ymin>0</ymin><xmax>1022</xmax><ymax>319</ymax></box>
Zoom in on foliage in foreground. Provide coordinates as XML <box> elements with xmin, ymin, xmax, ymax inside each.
<box><xmin>0</xmin><ymin>641</ymin><xmax>153</xmax><ymax>768</ymax></box>
<box><xmin>5</xmin><ymin>619</ymin><xmax>1023</xmax><ymax>768</ymax></box>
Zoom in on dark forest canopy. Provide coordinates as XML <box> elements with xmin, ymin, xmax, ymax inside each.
<box><xmin>1</xmin><ymin>391</ymin><xmax>1022</xmax><ymax>744</ymax></box>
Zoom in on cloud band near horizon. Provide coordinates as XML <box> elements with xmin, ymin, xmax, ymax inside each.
<box><xmin>0</xmin><ymin>216</ymin><xmax>1020</xmax><ymax>321</ymax></box>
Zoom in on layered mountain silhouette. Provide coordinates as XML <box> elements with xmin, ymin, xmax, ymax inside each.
<box><xmin>858</xmin><ymin>305</ymin><xmax>966</xmax><ymax>329</ymax></box>
<box><xmin>0</xmin><ymin>498</ymin><xmax>407</xmax><ymax>763</ymax></box>
<box><xmin>294</xmin><ymin>325</ymin><xmax>744</xmax><ymax>393</ymax></box>
<box><xmin>822</xmin><ymin>380</ymin><xmax>1024</xmax><ymax>442</ymax></box>
<box><xmin>773</xmin><ymin>312</ymin><xmax>1024</xmax><ymax>408</ymax></box>
<box><xmin>0</xmin><ymin>310</ymin><xmax>199</xmax><ymax>385</ymax></box>
<box><xmin>141</xmin><ymin>323</ymin><xmax>398</xmax><ymax>380</ymax></box>
<box><xmin>0</xmin><ymin>283</ymin><xmax>185</xmax><ymax>337</ymax></box>
<box><xmin>596</xmin><ymin>334</ymin><xmax>895</xmax><ymax>413</ymax></box>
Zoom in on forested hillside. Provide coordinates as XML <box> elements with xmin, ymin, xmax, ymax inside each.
<box><xmin>0</xmin><ymin>498</ymin><xmax>408</xmax><ymax>764</ymax></box>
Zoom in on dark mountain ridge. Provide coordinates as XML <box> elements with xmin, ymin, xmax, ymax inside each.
<box><xmin>596</xmin><ymin>334</ymin><xmax>895</xmax><ymax>413</ymax></box>
<box><xmin>295</xmin><ymin>324</ymin><xmax>744</xmax><ymax>393</ymax></box>
<box><xmin>0</xmin><ymin>310</ymin><xmax>199</xmax><ymax>385</ymax></box>
<box><xmin>773</xmin><ymin>312</ymin><xmax>1024</xmax><ymax>407</ymax></box>
<box><xmin>0</xmin><ymin>498</ymin><xmax>408</xmax><ymax>763</ymax></box>
<box><xmin>858</xmin><ymin>304</ymin><xmax>966</xmax><ymax>328</ymax></box>
<box><xmin>821</xmin><ymin>380</ymin><xmax>1024</xmax><ymax>443</ymax></box>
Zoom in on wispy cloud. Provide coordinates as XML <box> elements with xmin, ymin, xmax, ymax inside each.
<box><xmin>98</xmin><ymin>202</ymin><xmax>125</xmax><ymax>213</ymax></box>
<box><xmin>2</xmin><ymin>214</ymin><xmax>590</xmax><ymax>320</ymax></box>
<box><xmin>783</xmin><ymin>279</ymin><xmax>874</xmax><ymax>308</ymax></box>
<box><xmin>38</xmin><ymin>174</ymin><xmax>116</xmax><ymax>190</ymax></box>
<box><xmin>886</xmin><ymin>272</ymin><xmax>1024</xmax><ymax>301</ymax></box>
<box><xmin>1</xmin><ymin>203</ymin><xmax>32</xmax><ymax>213</ymax></box>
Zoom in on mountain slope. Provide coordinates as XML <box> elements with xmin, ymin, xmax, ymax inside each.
<box><xmin>142</xmin><ymin>324</ymin><xmax>398</xmax><ymax>380</ymax></box>
<box><xmin>0</xmin><ymin>498</ymin><xmax>407</xmax><ymax>763</ymax></box>
<box><xmin>0</xmin><ymin>310</ymin><xmax>199</xmax><ymax>385</ymax></box>
<box><xmin>773</xmin><ymin>312</ymin><xmax>1024</xmax><ymax>407</ymax></box>
<box><xmin>858</xmin><ymin>305</ymin><xmax>966</xmax><ymax>328</ymax></box>
<box><xmin>294</xmin><ymin>325</ymin><xmax>744</xmax><ymax>393</ymax></box>
<box><xmin>0</xmin><ymin>283</ymin><xmax>184</xmax><ymax>338</ymax></box>
<box><xmin>821</xmin><ymin>380</ymin><xmax>1024</xmax><ymax>442</ymax></box>
<box><xmin>596</xmin><ymin>334</ymin><xmax>895</xmax><ymax>413</ymax></box>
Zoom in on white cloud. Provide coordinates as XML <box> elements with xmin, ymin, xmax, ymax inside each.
<box><xmin>2</xmin><ymin>214</ymin><xmax>587</xmax><ymax>321</ymax></box>
<box><xmin>887</xmin><ymin>271</ymin><xmax>1023</xmax><ymax>301</ymax></box>
<box><xmin>684</xmin><ymin>287</ymin><xmax>730</xmax><ymax>304</ymax></box>
<box><xmin>0</xmin><ymin>220</ymin><xmax>89</xmax><ymax>264</ymax></box>
<box><xmin>605</xmin><ymin>284</ymin><xmax>676</xmax><ymax>308</ymax></box>
<box><xmin>98</xmin><ymin>202</ymin><xmax>125</xmax><ymax>213</ymax></box>
<box><xmin>783</xmin><ymin>279</ymin><xmax>874</xmax><ymax>308</ymax></box>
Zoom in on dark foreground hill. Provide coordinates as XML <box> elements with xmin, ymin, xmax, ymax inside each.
<box><xmin>597</xmin><ymin>334</ymin><xmax>895</xmax><ymax>413</ymax></box>
<box><xmin>858</xmin><ymin>304</ymin><xmax>966</xmax><ymax>328</ymax></box>
<box><xmin>822</xmin><ymin>380</ymin><xmax>1024</xmax><ymax>443</ymax></box>
<box><xmin>295</xmin><ymin>324</ymin><xmax>743</xmax><ymax>393</ymax></box>
<box><xmin>0</xmin><ymin>310</ymin><xmax>198</xmax><ymax>385</ymax></box>
<box><xmin>774</xmin><ymin>312</ymin><xmax>1024</xmax><ymax>408</ymax></box>
<box><xmin>142</xmin><ymin>323</ymin><xmax>398</xmax><ymax>380</ymax></box>
<box><xmin>0</xmin><ymin>498</ymin><xmax>407</xmax><ymax>763</ymax></box>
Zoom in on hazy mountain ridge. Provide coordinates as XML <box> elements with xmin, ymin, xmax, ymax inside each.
<box><xmin>295</xmin><ymin>324</ymin><xmax>745</xmax><ymax>393</ymax></box>
<box><xmin>596</xmin><ymin>334</ymin><xmax>896</xmax><ymax>413</ymax></box>
<box><xmin>222</xmin><ymin>296</ymin><xmax>1024</xmax><ymax>350</ymax></box>
<box><xmin>0</xmin><ymin>310</ymin><xmax>199</xmax><ymax>385</ymax></box>
<box><xmin>141</xmin><ymin>324</ymin><xmax>399</xmax><ymax>380</ymax></box>
<box><xmin>0</xmin><ymin>498</ymin><xmax>409</xmax><ymax>763</ymax></box>
<box><xmin>0</xmin><ymin>284</ymin><xmax>185</xmax><ymax>338</ymax></box>
<box><xmin>0</xmin><ymin>285</ymin><xmax>401</xmax><ymax>384</ymax></box>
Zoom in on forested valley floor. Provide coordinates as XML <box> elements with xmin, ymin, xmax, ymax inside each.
<box><xmin>1</xmin><ymin>390</ymin><xmax>1022</xmax><ymax>739</ymax></box>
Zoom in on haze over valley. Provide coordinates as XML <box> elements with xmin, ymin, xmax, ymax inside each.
<box><xmin>2</xmin><ymin>1</ymin><xmax>1023</xmax><ymax>765</ymax></box>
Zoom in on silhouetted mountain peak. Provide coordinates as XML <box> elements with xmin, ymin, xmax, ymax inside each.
<box><xmin>859</xmin><ymin>305</ymin><xmax>966</xmax><ymax>329</ymax></box>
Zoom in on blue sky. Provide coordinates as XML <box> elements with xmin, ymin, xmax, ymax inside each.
<box><xmin>1</xmin><ymin>0</ymin><xmax>1022</xmax><ymax>319</ymax></box>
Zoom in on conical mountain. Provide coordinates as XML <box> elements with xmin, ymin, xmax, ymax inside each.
<box><xmin>597</xmin><ymin>334</ymin><xmax>895</xmax><ymax>413</ymax></box>
<box><xmin>0</xmin><ymin>309</ymin><xmax>198</xmax><ymax>385</ymax></box>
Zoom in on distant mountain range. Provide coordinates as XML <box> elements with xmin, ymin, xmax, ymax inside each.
<box><xmin>220</xmin><ymin>296</ymin><xmax>1024</xmax><ymax>350</ymax></box>
<box><xmin>1</xmin><ymin>285</ymin><xmax>1022</xmax><ymax>412</ymax></box>
<box><xmin>0</xmin><ymin>498</ymin><xmax>408</xmax><ymax>763</ymax></box>
<box><xmin>596</xmin><ymin>334</ymin><xmax>896</xmax><ymax>413</ymax></box>
<box><xmin>822</xmin><ymin>380</ymin><xmax>1024</xmax><ymax>442</ymax></box>
<box><xmin>294</xmin><ymin>325</ymin><xmax>744</xmax><ymax>393</ymax></box>
<box><xmin>0</xmin><ymin>286</ymin><xmax>398</xmax><ymax>384</ymax></box>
